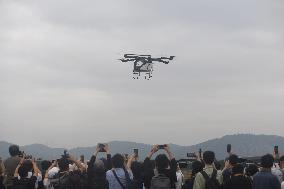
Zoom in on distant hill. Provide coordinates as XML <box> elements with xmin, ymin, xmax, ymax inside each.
<box><xmin>1</xmin><ymin>134</ymin><xmax>283</xmax><ymax>160</ymax></box>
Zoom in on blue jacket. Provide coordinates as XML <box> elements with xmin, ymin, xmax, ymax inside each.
<box><xmin>252</xmin><ymin>169</ymin><xmax>281</xmax><ymax>189</ymax></box>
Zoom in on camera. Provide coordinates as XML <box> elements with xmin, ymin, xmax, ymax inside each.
<box><xmin>62</xmin><ymin>150</ymin><xmax>70</xmax><ymax>159</ymax></box>
<box><xmin>158</xmin><ymin>144</ymin><xmax>167</xmax><ymax>149</ymax></box>
<box><xmin>18</xmin><ymin>151</ymin><xmax>24</xmax><ymax>158</ymax></box>
<box><xmin>98</xmin><ymin>143</ymin><xmax>106</xmax><ymax>152</ymax></box>
<box><xmin>61</xmin><ymin>150</ymin><xmax>72</xmax><ymax>164</ymax></box>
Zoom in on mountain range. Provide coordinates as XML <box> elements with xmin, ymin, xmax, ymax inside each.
<box><xmin>1</xmin><ymin>134</ymin><xmax>283</xmax><ymax>161</ymax></box>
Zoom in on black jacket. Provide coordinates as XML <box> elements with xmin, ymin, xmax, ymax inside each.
<box><xmin>87</xmin><ymin>154</ymin><xmax>111</xmax><ymax>189</ymax></box>
<box><xmin>143</xmin><ymin>157</ymin><xmax>177</xmax><ymax>189</ymax></box>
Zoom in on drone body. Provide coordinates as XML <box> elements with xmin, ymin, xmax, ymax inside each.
<box><xmin>119</xmin><ymin>54</ymin><xmax>175</xmax><ymax>79</ymax></box>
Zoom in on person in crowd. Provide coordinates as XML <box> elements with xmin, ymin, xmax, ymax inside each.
<box><xmin>272</xmin><ymin>163</ymin><xmax>283</xmax><ymax>183</ymax></box>
<box><xmin>22</xmin><ymin>159</ymin><xmax>43</xmax><ymax>189</ymax></box>
<box><xmin>245</xmin><ymin>163</ymin><xmax>259</xmax><ymax>179</ymax></box>
<box><xmin>129</xmin><ymin>161</ymin><xmax>144</xmax><ymax>189</ymax></box>
<box><xmin>175</xmin><ymin>164</ymin><xmax>184</xmax><ymax>189</ymax></box>
<box><xmin>143</xmin><ymin>144</ymin><xmax>177</xmax><ymax>189</ymax></box>
<box><xmin>223</xmin><ymin>163</ymin><xmax>252</xmax><ymax>189</ymax></box>
<box><xmin>4</xmin><ymin>145</ymin><xmax>22</xmax><ymax>189</ymax></box>
<box><xmin>182</xmin><ymin>161</ymin><xmax>204</xmax><ymax>189</ymax></box>
<box><xmin>279</xmin><ymin>156</ymin><xmax>284</xmax><ymax>181</ymax></box>
<box><xmin>47</xmin><ymin>154</ymin><xmax>86</xmax><ymax>189</ymax></box>
<box><xmin>222</xmin><ymin>154</ymin><xmax>238</xmax><ymax>183</ymax></box>
<box><xmin>79</xmin><ymin>155</ymin><xmax>88</xmax><ymax>170</ymax></box>
<box><xmin>0</xmin><ymin>157</ymin><xmax>5</xmax><ymax>189</ymax></box>
<box><xmin>106</xmin><ymin>153</ymin><xmax>133</xmax><ymax>189</ymax></box>
<box><xmin>87</xmin><ymin>144</ymin><xmax>111</xmax><ymax>189</ymax></box>
<box><xmin>40</xmin><ymin>161</ymin><xmax>52</xmax><ymax>181</ymax></box>
<box><xmin>252</xmin><ymin>154</ymin><xmax>281</xmax><ymax>189</ymax></box>
<box><xmin>193</xmin><ymin>151</ymin><xmax>222</xmax><ymax>189</ymax></box>
<box><xmin>13</xmin><ymin>157</ymin><xmax>40</xmax><ymax>189</ymax></box>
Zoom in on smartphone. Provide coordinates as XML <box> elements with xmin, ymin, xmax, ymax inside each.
<box><xmin>274</xmin><ymin>146</ymin><xmax>279</xmax><ymax>154</ymax></box>
<box><xmin>98</xmin><ymin>143</ymin><xmax>106</xmax><ymax>152</ymax></box>
<box><xmin>134</xmin><ymin>149</ymin><xmax>138</xmax><ymax>157</ymax></box>
<box><xmin>124</xmin><ymin>154</ymin><xmax>128</xmax><ymax>159</ymax></box>
<box><xmin>199</xmin><ymin>148</ymin><xmax>202</xmax><ymax>158</ymax></box>
<box><xmin>227</xmin><ymin>144</ymin><xmax>232</xmax><ymax>153</ymax></box>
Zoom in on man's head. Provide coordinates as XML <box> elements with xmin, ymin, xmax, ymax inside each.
<box><xmin>9</xmin><ymin>145</ymin><xmax>20</xmax><ymax>157</ymax></box>
<box><xmin>41</xmin><ymin>160</ymin><xmax>52</xmax><ymax>171</ymax></box>
<box><xmin>58</xmin><ymin>157</ymin><xmax>70</xmax><ymax>171</ymax></box>
<box><xmin>192</xmin><ymin>160</ymin><xmax>204</xmax><ymax>176</ymax></box>
<box><xmin>203</xmin><ymin>151</ymin><xmax>215</xmax><ymax>165</ymax></box>
<box><xmin>261</xmin><ymin>154</ymin><xmax>274</xmax><ymax>169</ymax></box>
<box><xmin>232</xmin><ymin>163</ymin><xmax>244</xmax><ymax>175</ymax></box>
<box><xmin>245</xmin><ymin>164</ymin><xmax>259</xmax><ymax>176</ymax></box>
<box><xmin>155</xmin><ymin>154</ymin><xmax>170</xmax><ymax>173</ymax></box>
<box><xmin>229</xmin><ymin>154</ymin><xmax>239</xmax><ymax>166</ymax></box>
<box><xmin>94</xmin><ymin>159</ymin><xmax>105</xmax><ymax>171</ymax></box>
<box><xmin>111</xmin><ymin>154</ymin><xmax>125</xmax><ymax>168</ymax></box>
<box><xmin>279</xmin><ymin>156</ymin><xmax>284</xmax><ymax>169</ymax></box>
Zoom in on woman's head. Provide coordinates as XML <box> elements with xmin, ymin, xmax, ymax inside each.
<box><xmin>131</xmin><ymin>161</ymin><xmax>143</xmax><ymax>179</ymax></box>
<box><xmin>155</xmin><ymin>154</ymin><xmax>170</xmax><ymax>173</ymax></box>
<box><xmin>18</xmin><ymin>165</ymin><xmax>30</xmax><ymax>178</ymax></box>
<box><xmin>191</xmin><ymin>161</ymin><xmax>204</xmax><ymax>176</ymax></box>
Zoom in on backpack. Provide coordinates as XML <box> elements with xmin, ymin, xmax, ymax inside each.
<box><xmin>200</xmin><ymin>170</ymin><xmax>221</xmax><ymax>189</ymax></box>
<box><xmin>150</xmin><ymin>174</ymin><xmax>171</xmax><ymax>189</ymax></box>
<box><xmin>51</xmin><ymin>172</ymin><xmax>71</xmax><ymax>189</ymax></box>
<box><xmin>128</xmin><ymin>179</ymin><xmax>143</xmax><ymax>189</ymax></box>
<box><xmin>51</xmin><ymin>171</ymin><xmax>82</xmax><ymax>189</ymax></box>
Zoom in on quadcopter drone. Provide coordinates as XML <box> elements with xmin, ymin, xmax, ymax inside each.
<box><xmin>119</xmin><ymin>54</ymin><xmax>175</xmax><ymax>79</ymax></box>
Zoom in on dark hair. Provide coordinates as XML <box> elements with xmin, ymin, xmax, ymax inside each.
<box><xmin>9</xmin><ymin>145</ymin><xmax>20</xmax><ymax>156</ymax></box>
<box><xmin>232</xmin><ymin>164</ymin><xmax>244</xmax><ymax>175</ymax></box>
<box><xmin>131</xmin><ymin>161</ymin><xmax>143</xmax><ymax>180</ymax></box>
<box><xmin>23</xmin><ymin>160</ymin><xmax>33</xmax><ymax>171</ymax></box>
<box><xmin>111</xmin><ymin>154</ymin><xmax>125</xmax><ymax>168</ymax></box>
<box><xmin>229</xmin><ymin>154</ymin><xmax>239</xmax><ymax>165</ymax></box>
<box><xmin>58</xmin><ymin>157</ymin><xmax>70</xmax><ymax>171</ymax></box>
<box><xmin>279</xmin><ymin>156</ymin><xmax>284</xmax><ymax>162</ymax></box>
<box><xmin>261</xmin><ymin>154</ymin><xmax>274</xmax><ymax>168</ymax></box>
<box><xmin>18</xmin><ymin>165</ymin><xmax>29</xmax><ymax>178</ymax></box>
<box><xmin>203</xmin><ymin>151</ymin><xmax>215</xmax><ymax>165</ymax></box>
<box><xmin>191</xmin><ymin>161</ymin><xmax>204</xmax><ymax>176</ymax></box>
<box><xmin>245</xmin><ymin>164</ymin><xmax>259</xmax><ymax>176</ymax></box>
<box><xmin>41</xmin><ymin>160</ymin><xmax>52</xmax><ymax>171</ymax></box>
<box><xmin>214</xmin><ymin>161</ymin><xmax>221</xmax><ymax>170</ymax></box>
<box><xmin>155</xmin><ymin>154</ymin><xmax>170</xmax><ymax>173</ymax></box>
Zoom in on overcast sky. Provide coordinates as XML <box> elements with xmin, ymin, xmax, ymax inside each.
<box><xmin>1</xmin><ymin>0</ymin><xmax>284</xmax><ymax>148</ymax></box>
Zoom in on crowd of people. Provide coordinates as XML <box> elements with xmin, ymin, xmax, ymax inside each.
<box><xmin>0</xmin><ymin>144</ymin><xmax>284</xmax><ymax>189</ymax></box>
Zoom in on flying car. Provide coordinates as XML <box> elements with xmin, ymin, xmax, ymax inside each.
<box><xmin>119</xmin><ymin>54</ymin><xmax>175</xmax><ymax>79</ymax></box>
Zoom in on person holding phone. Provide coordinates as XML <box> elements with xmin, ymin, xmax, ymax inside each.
<box><xmin>143</xmin><ymin>144</ymin><xmax>177</xmax><ymax>189</ymax></box>
<box><xmin>87</xmin><ymin>144</ymin><xmax>111</xmax><ymax>189</ymax></box>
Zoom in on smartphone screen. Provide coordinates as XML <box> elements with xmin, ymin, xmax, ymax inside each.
<box><xmin>98</xmin><ymin>143</ymin><xmax>106</xmax><ymax>152</ymax></box>
<box><xmin>227</xmin><ymin>144</ymin><xmax>231</xmax><ymax>153</ymax></box>
<box><xmin>134</xmin><ymin>149</ymin><xmax>138</xmax><ymax>156</ymax></box>
<box><xmin>274</xmin><ymin>146</ymin><xmax>279</xmax><ymax>154</ymax></box>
